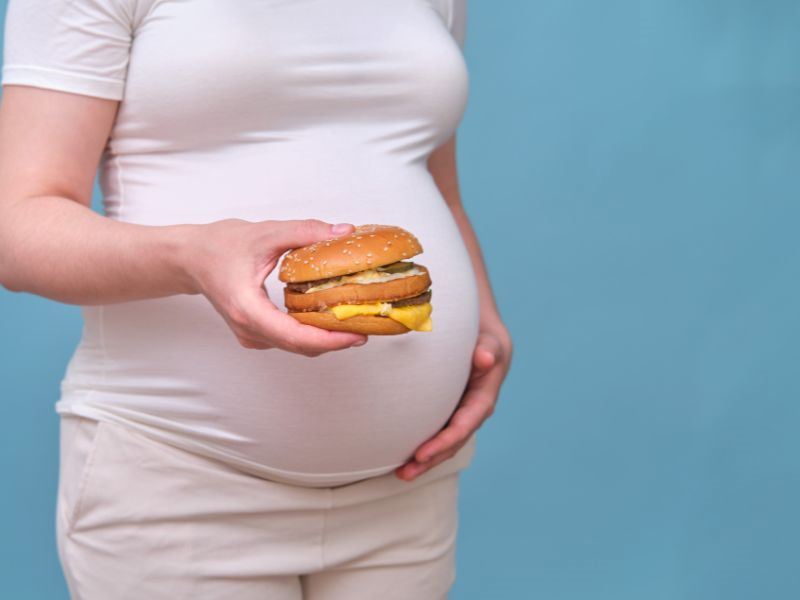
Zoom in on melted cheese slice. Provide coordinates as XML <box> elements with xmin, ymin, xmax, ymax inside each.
<box><xmin>330</xmin><ymin>302</ymin><xmax>433</xmax><ymax>332</ymax></box>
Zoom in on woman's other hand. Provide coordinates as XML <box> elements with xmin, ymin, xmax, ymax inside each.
<box><xmin>182</xmin><ymin>218</ymin><xmax>368</xmax><ymax>356</ymax></box>
<box><xmin>395</xmin><ymin>320</ymin><xmax>513</xmax><ymax>480</ymax></box>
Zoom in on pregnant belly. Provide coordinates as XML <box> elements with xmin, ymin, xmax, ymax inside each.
<box><xmin>61</xmin><ymin>183</ymin><xmax>481</xmax><ymax>486</ymax></box>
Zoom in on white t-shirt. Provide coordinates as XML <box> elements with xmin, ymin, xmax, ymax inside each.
<box><xmin>2</xmin><ymin>0</ymin><xmax>480</xmax><ymax>487</ymax></box>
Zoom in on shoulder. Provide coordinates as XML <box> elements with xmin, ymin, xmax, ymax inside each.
<box><xmin>5</xmin><ymin>0</ymin><xmax>161</xmax><ymax>31</ymax></box>
<box><xmin>2</xmin><ymin>0</ymin><xmax>165</xmax><ymax>99</ymax></box>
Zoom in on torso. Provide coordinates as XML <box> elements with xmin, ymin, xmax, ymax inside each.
<box><xmin>59</xmin><ymin>0</ymin><xmax>480</xmax><ymax>486</ymax></box>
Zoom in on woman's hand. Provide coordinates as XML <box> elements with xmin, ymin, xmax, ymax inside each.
<box><xmin>395</xmin><ymin>319</ymin><xmax>513</xmax><ymax>481</ymax></box>
<box><xmin>182</xmin><ymin>218</ymin><xmax>368</xmax><ymax>357</ymax></box>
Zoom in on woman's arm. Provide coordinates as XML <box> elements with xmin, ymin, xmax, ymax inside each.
<box><xmin>0</xmin><ymin>85</ymin><xmax>366</xmax><ymax>356</ymax></box>
<box><xmin>396</xmin><ymin>134</ymin><xmax>513</xmax><ymax>480</ymax></box>
<box><xmin>0</xmin><ymin>87</ymin><xmax>194</xmax><ymax>303</ymax></box>
<box><xmin>426</xmin><ymin>134</ymin><xmax>506</xmax><ymax>330</ymax></box>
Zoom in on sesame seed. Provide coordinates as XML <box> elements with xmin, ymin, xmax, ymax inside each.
<box><xmin>356</xmin><ymin>236</ymin><xmax>363</xmax><ymax>239</ymax></box>
<box><xmin>366</xmin><ymin>252</ymin><xmax>373</xmax><ymax>257</ymax></box>
<box><xmin>383</xmin><ymin>246</ymin><xmax>389</xmax><ymax>251</ymax></box>
<box><xmin>322</xmin><ymin>260</ymin><xmax>327</xmax><ymax>265</ymax></box>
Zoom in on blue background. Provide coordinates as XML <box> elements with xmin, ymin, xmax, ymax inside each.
<box><xmin>2</xmin><ymin>1</ymin><xmax>799</xmax><ymax>598</ymax></box>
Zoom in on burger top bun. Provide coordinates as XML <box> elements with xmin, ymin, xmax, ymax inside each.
<box><xmin>279</xmin><ymin>224</ymin><xmax>423</xmax><ymax>283</ymax></box>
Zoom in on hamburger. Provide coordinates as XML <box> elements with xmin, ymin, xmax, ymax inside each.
<box><xmin>278</xmin><ymin>224</ymin><xmax>433</xmax><ymax>335</ymax></box>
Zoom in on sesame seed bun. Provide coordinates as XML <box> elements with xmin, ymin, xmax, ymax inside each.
<box><xmin>278</xmin><ymin>224</ymin><xmax>423</xmax><ymax>283</ymax></box>
<box><xmin>279</xmin><ymin>224</ymin><xmax>432</xmax><ymax>335</ymax></box>
<box><xmin>284</xmin><ymin>266</ymin><xmax>431</xmax><ymax>312</ymax></box>
<box><xmin>289</xmin><ymin>312</ymin><xmax>412</xmax><ymax>335</ymax></box>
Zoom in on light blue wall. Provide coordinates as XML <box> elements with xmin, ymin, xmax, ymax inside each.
<box><xmin>2</xmin><ymin>1</ymin><xmax>799</xmax><ymax>598</ymax></box>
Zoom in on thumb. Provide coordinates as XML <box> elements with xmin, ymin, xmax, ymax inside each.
<box><xmin>471</xmin><ymin>333</ymin><xmax>501</xmax><ymax>379</ymax></box>
<box><xmin>267</xmin><ymin>219</ymin><xmax>355</xmax><ymax>254</ymax></box>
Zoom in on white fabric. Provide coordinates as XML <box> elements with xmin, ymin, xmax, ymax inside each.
<box><xmin>58</xmin><ymin>417</ymin><xmax>460</xmax><ymax>599</ymax></box>
<box><xmin>3</xmin><ymin>0</ymin><xmax>479</xmax><ymax>486</ymax></box>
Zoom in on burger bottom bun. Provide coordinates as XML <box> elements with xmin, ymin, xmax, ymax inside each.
<box><xmin>289</xmin><ymin>311</ymin><xmax>411</xmax><ymax>335</ymax></box>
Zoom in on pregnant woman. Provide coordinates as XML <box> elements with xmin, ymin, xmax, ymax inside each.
<box><xmin>0</xmin><ymin>0</ymin><xmax>512</xmax><ymax>598</ymax></box>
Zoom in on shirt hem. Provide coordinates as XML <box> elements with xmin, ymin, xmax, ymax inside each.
<box><xmin>2</xmin><ymin>65</ymin><xmax>124</xmax><ymax>100</ymax></box>
<box><xmin>56</xmin><ymin>399</ymin><xmax>474</xmax><ymax>488</ymax></box>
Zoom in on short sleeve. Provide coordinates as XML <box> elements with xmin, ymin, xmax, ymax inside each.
<box><xmin>1</xmin><ymin>0</ymin><xmax>137</xmax><ymax>100</ymax></box>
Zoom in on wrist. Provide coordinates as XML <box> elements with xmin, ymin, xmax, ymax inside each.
<box><xmin>479</xmin><ymin>309</ymin><xmax>506</xmax><ymax>333</ymax></box>
<box><xmin>479</xmin><ymin>312</ymin><xmax>512</xmax><ymax>357</ymax></box>
<box><xmin>161</xmin><ymin>224</ymin><xmax>203</xmax><ymax>296</ymax></box>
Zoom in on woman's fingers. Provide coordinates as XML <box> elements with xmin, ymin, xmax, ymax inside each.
<box><xmin>471</xmin><ymin>332</ymin><xmax>504</xmax><ymax>378</ymax></box>
<box><xmin>396</xmin><ymin>437</ymin><xmax>469</xmax><ymax>481</ymax></box>
<box><xmin>235</xmin><ymin>335</ymin><xmax>272</xmax><ymax>350</ymax></box>
<box><xmin>241</xmin><ymin>290</ymin><xmax>367</xmax><ymax>356</ymax></box>
<box><xmin>473</xmin><ymin>345</ymin><xmax>497</xmax><ymax>373</ymax></box>
<box><xmin>413</xmin><ymin>364</ymin><xmax>503</xmax><ymax>462</ymax></box>
<box><xmin>189</xmin><ymin>218</ymin><xmax>369</xmax><ymax>356</ymax></box>
<box><xmin>264</xmin><ymin>219</ymin><xmax>355</xmax><ymax>254</ymax></box>
<box><xmin>247</xmin><ymin>219</ymin><xmax>366</xmax><ymax>356</ymax></box>
<box><xmin>395</xmin><ymin>327</ymin><xmax>513</xmax><ymax>481</ymax></box>
<box><xmin>261</xmin><ymin>306</ymin><xmax>368</xmax><ymax>356</ymax></box>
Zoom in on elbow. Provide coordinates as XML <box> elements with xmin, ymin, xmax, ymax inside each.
<box><xmin>0</xmin><ymin>269</ymin><xmax>25</xmax><ymax>295</ymax></box>
<box><xmin>0</xmin><ymin>232</ymin><xmax>22</xmax><ymax>294</ymax></box>
<box><xmin>0</xmin><ymin>269</ymin><xmax>22</xmax><ymax>293</ymax></box>
<box><xmin>0</xmin><ymin>196</ymin><xmax>43</xmax><ymax>295</ymax></box>
<box><xmin>0</xmin><ymin>280</ymin><xmax>20</xmax><ymax>293</ymax></box>
<box><xmin>0</xmin><ymin>278</ymin><xmax>16</xmax><ymax>295</ymax></box>
<box><xmin>0</xmin><ymin>236</ymin><xmax>7</xmax><ymax>290</ymax></box>
<box><xmin>0</xmin><ymin>261</ymin><xmax>16</xmax><ymax>294</ymax></box>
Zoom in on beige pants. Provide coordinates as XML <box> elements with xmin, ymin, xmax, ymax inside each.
<box><xmin>56</xmin><ymin>417</ymin><xmax>462</xmax><ymax>599</ymax></box>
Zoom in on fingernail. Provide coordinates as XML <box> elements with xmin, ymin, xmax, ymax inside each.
<box><xmin>331</xmin><ymin>223</ymin><xmax>353</xmax><ymax>235</ymax></box>
<box><xmin>351</xmin><ymin>338</ymin><xmax>367</xmax><ymax>347</ymax></box>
